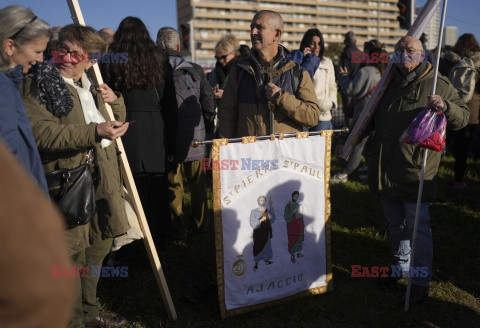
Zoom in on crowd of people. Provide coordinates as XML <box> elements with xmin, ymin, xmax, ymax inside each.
<box><xmin>0</xmin><ymin>4</ymin><xmax>478</xmax><ymax>327</ymax></box>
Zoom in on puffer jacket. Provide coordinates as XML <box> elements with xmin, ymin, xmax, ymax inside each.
<box><xmin>20</xmin><ymin>71</ymin><xmax>130</xmax><ymax>256</ymax></box>
<box><xmin>367</xmin><ymin>62</ymin><xmax>469</xmax><ymax>202</ymax></box>
<box><xmin>219</xmin><ymin>46</ymin><xmax>320</xmax><ymax>138</ymax></box>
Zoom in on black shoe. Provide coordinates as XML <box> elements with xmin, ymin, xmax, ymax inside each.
<box><xmin>265</xmin><ymin>260</ymin><xmax>273</xmax><ymax>265</ymax></box>
<box><xmin>404</xmin><ymin>284</ymin><xmax>429</xmax><ymax>305</ymax></box>
<box><xmin>183</xmin><ymin>278</ymin><xmax>217</xmax><ymax>303</ymax></box>
<box><xmin>85</xmin><ymin>312</ymin><xmax>127</xmax><ymax>328</ymax></box>
<box><xmin>377</xmin><ymin>275</ymin><xmax>401</xmax><ymax>291</ymax></box>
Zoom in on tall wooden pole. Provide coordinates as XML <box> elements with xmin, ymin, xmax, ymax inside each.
<box><xmin>66</xmin><ymin>0</ymin><xmax>177</xmax><ymax>321</ymax></box>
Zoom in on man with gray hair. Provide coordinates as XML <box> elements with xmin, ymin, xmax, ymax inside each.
<box><xmin>156</xmin><ymin>27</ymin><xmax>215</xmax><ymax>240</ymax></box>
<box><xmin>338</xmin><ymin>36</ymin><xmax>469</xmax><ymax>304</ymax></box>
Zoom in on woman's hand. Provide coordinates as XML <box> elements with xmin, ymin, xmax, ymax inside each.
<box><xmin>97</xmin><ymin>84</ymin><xmax>117</xmax><ymax>103</ymax></box>
<box><xmin>303</xmin><ymin>47</ymin><xmax>312</xmax><ymax>56</ymax></box>
<box><xmin>339</xmin><ymin>66</ymin><xmax>348</xmax><ymax>74</ymax></box>
<box><xmin>97</xmin><ymin>121</ymin><xmax>129</xmax><ymax>140</ymax></box>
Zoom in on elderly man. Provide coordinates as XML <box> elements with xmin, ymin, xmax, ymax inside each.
<box><xmin>218</xmin><ymin>10</ymin><xmax>320</xmax><ymax>138</ymax></box>
<box><xmin>98</xmin><ymin>28</ymin><xmax>114</xmax><ymax>45</ymax></box>
<box><xmin>347</xmin><ymin>36</ymin><xmax>469</xmax><ymax>303</ymax></box>
<box><xmin>157</xmin><ymin>27</ymin><xmax>215</xmax><ymax>239</ymax></box>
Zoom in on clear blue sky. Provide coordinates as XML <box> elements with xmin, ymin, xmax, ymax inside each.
<box><xmin>3</xmin><ymin>0</ymin><xmax>480</xmax><ymax>45</ymax></box>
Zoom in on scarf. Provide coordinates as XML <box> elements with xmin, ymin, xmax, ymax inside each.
<box><xmin>6</xmin><ymin>65</ymin><xmax>23</xmax><ymax>88</ymax></box>
<box><xmin>248</xmin><ymin>46</ymin><xmax>288</xmax><ymax>87</ymax></box>
<box><xmin>32</xmin><ymin>61</ymin><xmax>75</xmax><ymax>117</ymax></box>
<box><xmin>63</xmin><ymin>73</ymin><xmax>112</xmax><ymax>148</ymax></box>
<box><xmin>393</xmin><ymin>62</ymin><xmax>428</xmax><ymax>89</ymax></box>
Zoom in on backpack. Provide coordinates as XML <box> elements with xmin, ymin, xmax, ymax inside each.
<box><xmin>448</xmin><ymin>55</ymin><xmax>480</xmax><ymax>103</ymax></box>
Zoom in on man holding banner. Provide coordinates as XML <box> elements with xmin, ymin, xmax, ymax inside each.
<box><xmin>340</xmin><ymin>36</ymin><xmax>469</xmax><ymax>303</ymax></box>
<box><xmin>218</xmin><ymin>10</ymin><xmax>320</xmax><ymax>138</ymax></box>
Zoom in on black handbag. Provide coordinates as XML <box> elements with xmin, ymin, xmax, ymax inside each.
<box><xmin>46</xmin><ymin>151</ymin><xmax>96</xmax><ymax>229</ymax></box>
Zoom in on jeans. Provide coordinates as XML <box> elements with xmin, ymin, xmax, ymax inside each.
<box><xmin>380</xmin><ymin>197</ymin><xmax>432</xmax><ymax>287</ymax></box>
<box><xmin>309</xmin><ymin>120</ymin><xmax>333</xmax><ymax>132</ymax></box>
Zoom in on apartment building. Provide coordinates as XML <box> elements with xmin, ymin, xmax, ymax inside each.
<box><xmin>415</xmin><ymin>5</ymin><xmax>440</xmax><ymax>50</ymax></box>
<box><xmin>177</xmin><ymin>0</ymin><xmax>406</xmax><ymax>66</ymax></box>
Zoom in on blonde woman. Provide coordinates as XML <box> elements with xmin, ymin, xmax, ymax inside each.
<box><xmin>209</xmin><ymin>33</ymin><xmax>239</xmax><ymax>99</ymax></box>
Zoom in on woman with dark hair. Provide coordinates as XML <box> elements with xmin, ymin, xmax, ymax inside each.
<box><xmin>332</xmin><ymin>40</ymin><xmax>389</xmax><ymax>183</ymax></box>
<box><xmin>448</xmin><ymin>33</ymin><xmax>480</xmax><ymax>189</ymax></box>
<box><xmin>102</xmin><ymin>16</ymin><xmax>177</xmax><ymax>251</ymax></box>
<box><xmin>292</xmin><ymin>28</ymin><xmax>337</xmax><ymax>132</ymax></box>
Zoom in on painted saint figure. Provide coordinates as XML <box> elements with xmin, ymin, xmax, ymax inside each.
<box><xmin>284</xmin><ymin>191</ymin><xmax>304</xmax><ymax>263</ymax></box>
<box><xmin>250</xmin><ymin>195</ymin><xmax>276</xmax><ymax>272</ymax></box>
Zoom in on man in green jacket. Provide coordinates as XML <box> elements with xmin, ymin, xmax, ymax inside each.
<box><xmin>359</xmin><ymin>36</ymin><xmax>469</xmax><ymax>303</ymax></box>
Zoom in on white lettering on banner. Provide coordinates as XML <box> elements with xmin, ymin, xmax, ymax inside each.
<box><xmin>245</xmin><ymin>273</ymin><xmax>306</xmax><ymax>296</ymax></box>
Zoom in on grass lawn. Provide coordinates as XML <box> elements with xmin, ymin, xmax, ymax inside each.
<box><xmin>98</xmin><ymin>152</ymin><xmax>480</xmax><ymax>328</ymax></box>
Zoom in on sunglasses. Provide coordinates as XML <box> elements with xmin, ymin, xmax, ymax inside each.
<box><xmin>215</xmin><ymin>53</ymin><xmax>232</xmax><ymax>61</ymax></box>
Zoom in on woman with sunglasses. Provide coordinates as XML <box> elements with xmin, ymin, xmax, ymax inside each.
<box><xmin>209</xmin><ymin>34</ymin><xmax>239</xmax><ymax>100</ymax></box>
<box><xmin>0</xmin><ymin>5</ymin><xmax>50</xmax><ymax>192</ymax></box>
<box><xmin>20</xmin><ymin>24</ymin><xmax>129</xmax><ymax>328</ymax></box>
<box><xmin>292</xmin><ymin>28</ymin><xmax>337</xmax><ymax>132</ymax></box>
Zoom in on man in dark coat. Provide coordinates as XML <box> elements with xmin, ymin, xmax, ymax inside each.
<box><xmin>361</xmin><ymin>36</ymin><xmax>468</xmax><ymax>303</ymax></box>
<box><xmin>157</xmin><ymin>27</ymin><xmax>215</xmax><ymax>240</ymax></box>
<box><xmin>339</xmin><ymin>31</ymin><xmax>361</xmax><ymax>124</ymax></box>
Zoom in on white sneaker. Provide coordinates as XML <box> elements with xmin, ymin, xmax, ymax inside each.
<box><xmin>331</xmin><ymin>173</ymin><xmax>348</xmax><ymax>183</ymax></box>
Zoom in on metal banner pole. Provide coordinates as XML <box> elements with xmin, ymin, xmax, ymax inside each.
<box><xmin>404</xmin><ymin>0</ymin><xmax>448</xmax><ymax>312</ymax></box>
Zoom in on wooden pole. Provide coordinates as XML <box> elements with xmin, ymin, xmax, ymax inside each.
<box><xmin>340</xmin><ymin>0</ymin><xmax>443</xmax><ymax>160</ymax></box>
<box><xmin>66</xmin><ymin>0</ymin><xmax>177</xmax><ymax>321</ymax></box>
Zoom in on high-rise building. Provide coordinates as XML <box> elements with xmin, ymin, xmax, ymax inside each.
<box><xmin>177</xmin><ymin>0</ymin><xmax>406</xmax><ymax>66</ymax></box>
<box><xmin>415</xmin><ymin>5</ymin><xmax>440</xmax><ymax>50</ymax></box>
<box><xmin>443</xmin><ymin>26</ymin><xmax>458</xmax><ymax>47</ymax></box>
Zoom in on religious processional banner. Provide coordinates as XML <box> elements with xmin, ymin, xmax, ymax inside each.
<box><xmin>212</xmin><ymin>131</ymin><xmax>333</xmax><ymax>318</ymax></box>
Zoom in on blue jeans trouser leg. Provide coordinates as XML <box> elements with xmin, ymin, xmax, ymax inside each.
<box><xmin>309</xmin><ymin>120</ymin><xmax>333</xmax><ymax>132</ymax></box>
<box><xmin>380</xmin><ymin>197</ymin><xmax>432</xmax><ymax>287</ymax></box>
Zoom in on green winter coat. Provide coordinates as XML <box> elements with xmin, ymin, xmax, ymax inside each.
<box><xmin>20</xmin><ymin>74</ymin><xmax>130</xmax><ymax>256</ymax></box>
<box><xmin>367</xmin><ymin>63</ymin><xmax>470</xmax><ymax>202</ymax></box>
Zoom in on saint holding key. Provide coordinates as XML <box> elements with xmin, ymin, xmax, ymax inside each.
<box><xmin>218</xmin><ymin>10</ymin><xmax>321</xmax><ymax>139</ymax></box>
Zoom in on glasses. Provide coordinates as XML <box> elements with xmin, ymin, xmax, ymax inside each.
<box><xmin>56</xmin><ymin>44</ymin><xmax>89</xmax><ymax>63</ymax></box>
<box><xmin>215</xmin><ymin>53</ymin><xmax>232</xmax><ymax>61</ymax></box>
<box><xmin>9</xmin><ymin>16</ymin><xmax>38</xmax><ymax>39</ymax></box>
